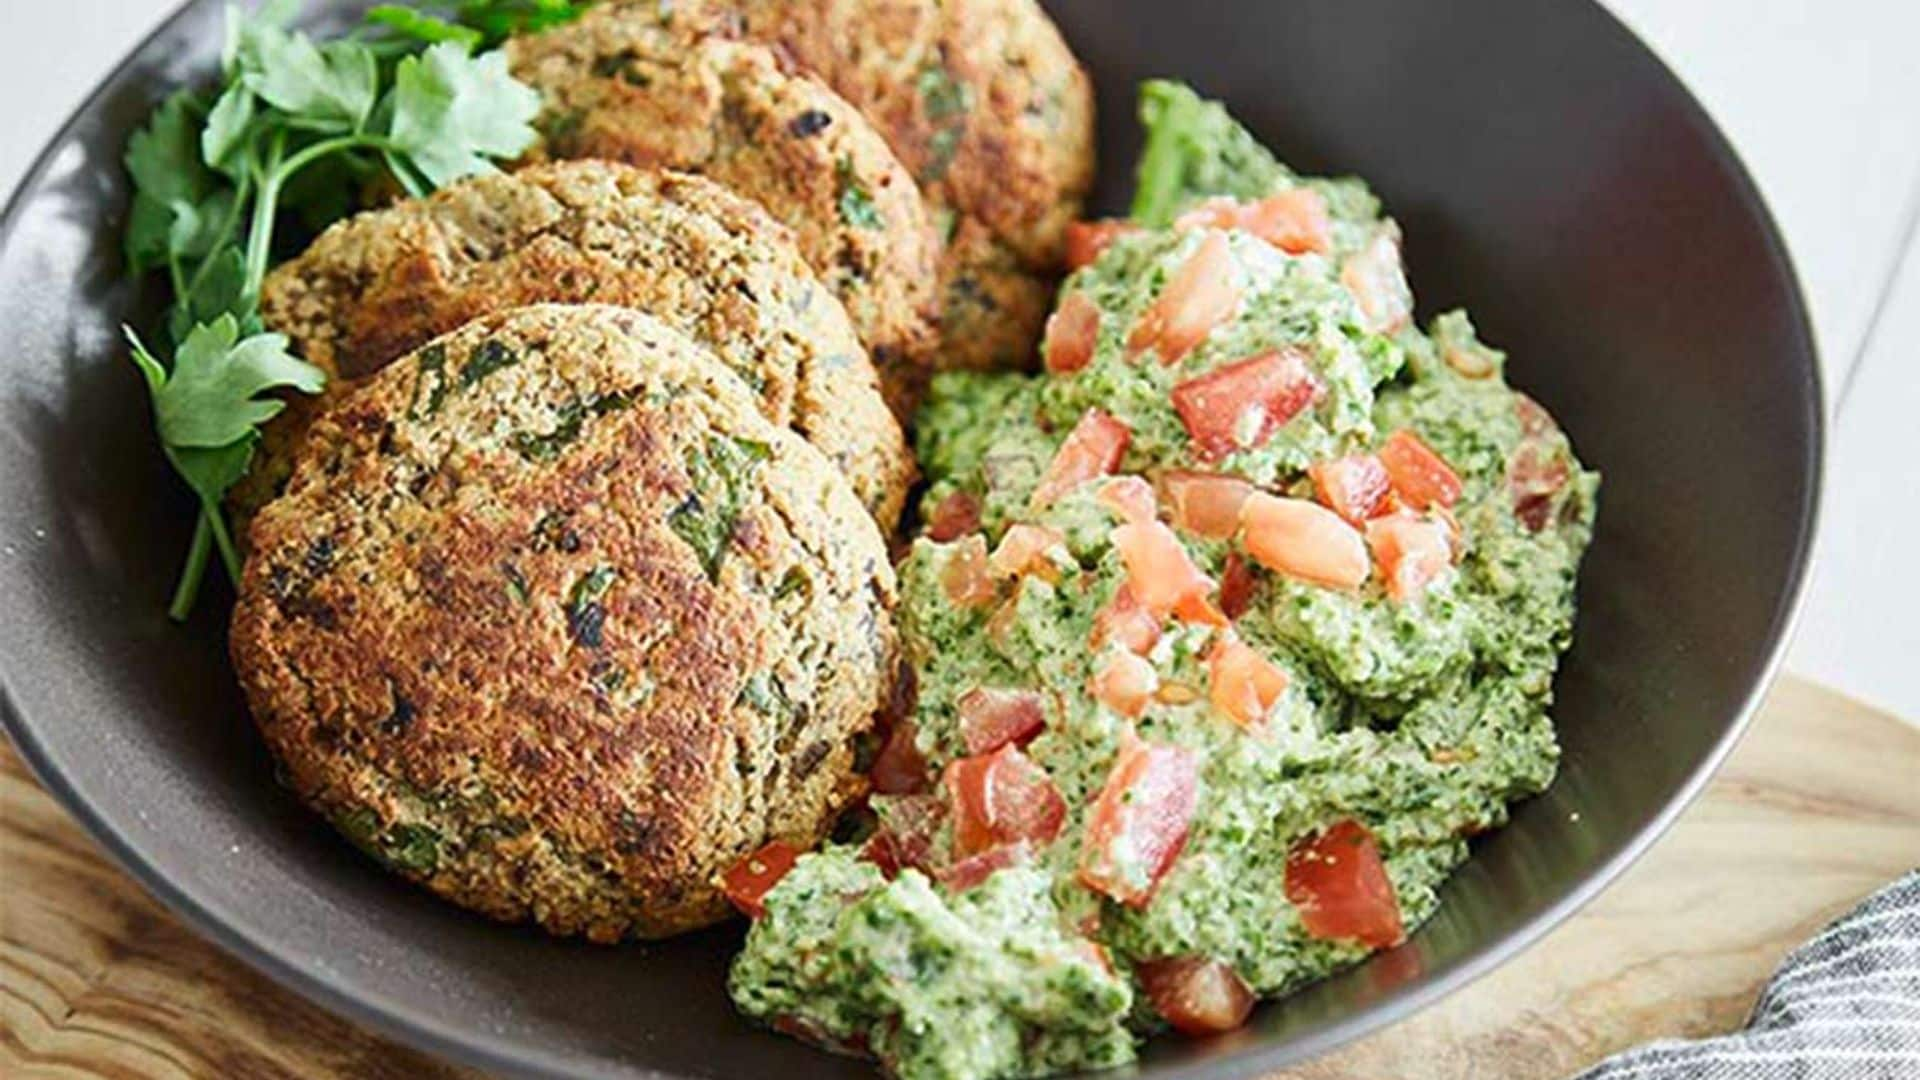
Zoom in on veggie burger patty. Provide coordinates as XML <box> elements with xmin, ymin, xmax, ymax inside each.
<box><xmin>231</xmin><ymin>304</ymin><xmax>899</xmax><ymax>941</ymax></box>
<box><xmin>712</xmin><ymin>0</ymin><xmax>1098</xmax><ymax>372</ymax></box>
<box><xmin>241</xmin><ymin>161</ymin><xmax>914</xmax><ymax>533</ymax></box>
<box><xmin>506</xmin><ymin>10</ymin><xmax>942</xmax><ymax>414</ymax></box>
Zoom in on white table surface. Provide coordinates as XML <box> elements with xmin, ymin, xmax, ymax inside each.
<box><xmin>2</xmin><ymin>1</ymin><xmax>1915</xmax><ymax>721</ymax></box>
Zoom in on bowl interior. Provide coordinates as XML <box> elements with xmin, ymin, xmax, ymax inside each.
<box><xmin>0</xmin><ymin>0</ymin><xmax>1820</xmax><ymax>1077</ymax></box>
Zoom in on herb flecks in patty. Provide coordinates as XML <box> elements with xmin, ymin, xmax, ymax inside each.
<box><xmin>670</xmin><ymin>435</ymin><xmax>772</xmax><ymax>580</ymax></box>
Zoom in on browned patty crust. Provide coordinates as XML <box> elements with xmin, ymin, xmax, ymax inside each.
<box><xmin>242</xmin><ymin>162</ymin><xmax>913</xmax><ymax>529</ymax></box>
<box><xmin>687</xmin><ymin>0</ymin><xmax>1096</xmax><ymax>370</ymax></box>
<box><xmin>506</xmin><ymin>16</ymin><xmax>941</xmax><ymax>407</ymax></box>
<box><xmin>715</xmin><ymin>0</ymin><xmax>1094</xmax><ymax>267</ymax></box>
<box><xmin>231</xmin><ymin>305</ymin><xmax>898</xmax><ymax>941</ymax></box>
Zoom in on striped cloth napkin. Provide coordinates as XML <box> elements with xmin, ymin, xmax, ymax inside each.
<box><xmin>1572</xmin><ymin>869</ymin><xmax>1920</xmax><ymax>1079</ymax></box>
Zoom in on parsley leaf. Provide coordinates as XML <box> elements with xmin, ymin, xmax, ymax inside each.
<box><xmin>122</xmin><ymin>1</ymin><xmax>549</xmax><ymax>620</ymax></box>
<box><xmin>126</xmin><ymin>89</ymin><xmax>215</xmax><ymax>207</ymax></box>
<box><xmin>365</xmin><ymin>5</ymin><xmax>484</xmax><ymax>49</ymax></box>
<box><xmin>127</xmin><ymin>318</ymin><xmax>323</xmax><ymax>615</ymax></box>
<box><xmin>835</xmin><ymin>156</ymin><xmax>884</xmax><ymax>230</ymax></box>
<box><xmin>387</xmin><ymin>43</ymin><xmax>542</xmax><ymax>187</ymax></box>
<box><xmin>445</xmin><ymin>1</ymin><xmax>598</xmax><ymax>46</ymax></box>
<box><xmin>143</xmin><ymin>315</ymin><xmax>324</xmax><ymax>449</ymax></box>
<box><xmin>237</xmin><ymin>24</ymin><xmax>379</xmax><ymax>132</ymax></box>
<box><xmin>124</xmin><ymin>89</ymin><xmax>220</xmax><ymax>271</ymax></box>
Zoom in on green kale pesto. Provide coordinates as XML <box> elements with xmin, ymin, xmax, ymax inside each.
<box><xmin>730</xmin><ymin>81</ymin><xmax>1600</xmax><ymax>1080</ymax></box>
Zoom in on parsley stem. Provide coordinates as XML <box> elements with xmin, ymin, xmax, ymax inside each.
<box><xmin>178</xmin><ymin>173</ymin><xmax>253</xmax><ymax>303</ymax></box>
<box><xmin>241</xmin><ymin>131</ymin><xmax>289</xmax><ymax>300</ymax></box>
<box><xmin>206</xmin><ymin>499</ymin><xmax>244</xmax><ymax>585</ymax></box>
<box><xmin>167</xmin><ymin>511</ymin><xmax>214</xmax><ymax>622</ymax></box>
<box><xmin>243</xmin><ymin>132</ymin><xmax>391</xmax><ymax>295</ymax></box>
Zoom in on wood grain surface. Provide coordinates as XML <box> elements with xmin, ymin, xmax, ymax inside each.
<box><xmin>4</xmin><ymin>675</ymin><xmax>1917</xmax><ymax>1080</ymax></box>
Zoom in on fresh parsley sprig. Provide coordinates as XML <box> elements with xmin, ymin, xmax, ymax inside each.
<box><xmin>367</xmin><ymin>0</ymin><xmax>598</xmax><ymax>51</ymax></box>
<box><xmin>123</xmin><ymin>1</ymin><xmax>542</xmax><ymax>620</ymax></box>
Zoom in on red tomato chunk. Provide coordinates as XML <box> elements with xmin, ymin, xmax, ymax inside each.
<box><xmin>1064</xmin><ymin>219</ymin><xmax>1141</xmax><ymax>271</ymax></box>
<box><xmin>1090</xmin><ymin>583</ymin><xmax>1162</xmax><ymax>656</ymax></box>
<box><xmin>1378</xmin><ymin>430</ymin><xmax>1463</xmax><ymax>511</ymax></box>
<box><xmin>957</xmin><ymin>687</ymin><xmax>1048</xmax><ymax>754</ymax></box>
<box><xmin>722</xmin><ymin>840</ymin><xmax>800</xmax><ymax>918</ymax></box>
<box><xmin>936</xmin><ymin>841</ymin><xmax>1032</xmax><ymax>893</ymax></box>
<box><xmin>1218</xmin><ymin>551</ymin><xmax>1256</xmax><ymax>620</ymax></box>
<box><xmin>1240</xmin><ymin>493</ymin><xmax>1371</xmax><ymax>590</ymax></box>
<box><xmin>1310</xmin><ymin>453</ymin><xmax>1392</xmax><ymax>526</ymax></box>
<box><xmin>1174</xmin><ymin>188</ymin><xmax>1332</xmax><ymax>256</ymax></box>
<box><xmin>870</xmin><ymin>718</ymin><xmax>932</xmax><ymax>794</ymax></box>
<box><xmin>1366</xmin><ymin>514</ymin><xmax>1453</xmax><ymax>601</ymax></box>
<box><xmin>1137</xmin><ymin>956</ymin><xmax>1257</xmax><ymax>1036</ymax></box>
<box><xmin>1097</xmin><ymin>475</ymin><xmax>1158</xmax><ymax>525</ymax></box>
<box><xmin>941</xmin><ymin>535</ymin><xmax>998</xmax><ymax>609</ymax></box>
<box><xmin>1044</xmin><ymin>291</ymin><xmax>1102</xmax><ymax>374</ymax></box>
<box><xmin>1283</xmin><ymin>819</ymin><xmax>1405</xmax><ymax>948</ymax></box>
<box><xmin>1078</xmin><ymin>739</ymin><xmax>1201</xmax><ymax>907</ymax></box>
<box><xmin>923</xmin><ymin>489</ymin><xmax>981</xmax><ymax>542</ymax></box>
<box><xmin>1113</xmin><ymin>519</ymin><xmax>1217</xmax><ymax>619</ymax></box>
<box><xmin>1171</xmin><ymin>349</ymin><xmax>1322</xmax><ymax>462</ymax></box>
<box><xmin>1161</xmin><ymin>471</ymin><xmax>1254</xmax><ymax>539</ymax></box>
<box><xmin>1031</xmin><ymin>409</ymin><xmax>1132</xmax><ymax>512</ymax></box>
<box><xmin>1208</xmin><ymin>635</ymin><xmax>1290</xmax><ymax>728</ymax></box>
<box><xmin>1128</xmin><ymin>232</ymin><xmax>1241</xmax><ymax>365</ymax></box>
<box><xmin>944</xmin><ymin>745</ymin><xmax>1067</xmax><ymax>858</ymax></box>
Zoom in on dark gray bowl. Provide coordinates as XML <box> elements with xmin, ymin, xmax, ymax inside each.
<box><xmin>0</xmin><ymin>1</ymin><xmax>1822</xmax><ymax>1077</ymax></box>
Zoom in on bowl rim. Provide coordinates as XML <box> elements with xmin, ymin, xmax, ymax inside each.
<box><xmin>0</xmin><ymin>1</ymin><xmax>1827</xmax><ymax>1077</ymax></box>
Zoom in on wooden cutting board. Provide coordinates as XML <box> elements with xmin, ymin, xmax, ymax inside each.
<box><xmin>5</xmin><ymin>675</ymin><xmax>1917</xmax><ymax>1079</ymax></box>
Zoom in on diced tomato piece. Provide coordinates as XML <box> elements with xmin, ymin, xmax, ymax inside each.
<box><xmin>936</xmin><ymin>841</ymin><xmax>1031</xmax><ymax>892</ymax></box>
<box><xmin>870</xmin><ymin>720</ymin><xmax>930</xmax><ymax>795</ymax></box>
<box><xmin>941</xmin><ymin>535</ymin><xmax>998</xmax><ymax>608</ymax></box>
<box><xmin>1161</xmin><ymin>471</ymin><xmax>1254</xmax><ymax>539</ymax></box>
<box><xmin>1137</xmin><ymin>956</ymin><xmax>1257</xmax><ymax>1037</ymax></box>
<box><xmin>1031</xmin><ymin>409</ymin><xmax>1132</xmax><ymax>512</ymax></box>
<box><xmin>1113</xmin><ymin>519</ymin><xmax>1217</xmax><ymax>619</ymax></box>
<box><xmin>1090</xmin><ymin>583</ymin><xmax>1161</xmax><ymax>656</ymax></box>
<box><xmin>1218</xmin><ymin>551</ymin><xmax>1256</xmax><ymax>620</ymax></box>
<box><xmin>1044</xmin><ymin>291</ymin><xmax>1103</xmax><ymax>374</ymax></box>
<box><xmin>1239</xmin><ymin>493</ymin><xmax>1370</xmax><ymax>589</ymax></box>
<box><xmin>958</xmin><ymin>687</ymin><xmax>1048</xmax><ymax>754</ymax></box>
<box><xmin>1208</xmin><ymin>635</ymin><xmax>1290</xmax><ymax>727</ymax></box>
<box><xmin>1091</xmin><ymin>650</ymin><xmax>1159</xmax><ymax>718</ymax></box>
<box><xmin>1310</xmin><ymin>453</ymin><xmax>1392</xmax><ymax>526</ymax></box>
<box><xmin>860</xmin><ymin>832</ymin><xmax>899</xmax><ymax>877</ymax></box>
<box><xmin>1127</xmin><ymin>232</ymin><xmax>1241</xmax><ymax>365</ymax></box>
<box><xmin>1175</xmin><ymin>188</ymin><xmax>1332</xmax><ymax>256</ymax></box>
<box><xmin>1514</xmin><ymin>392</ymin><xmax>1559</xmax><ymax>438</ymax></box>
<box><xmin>1377</xmin><ymin>430</ymin><xmax>1463</xmax><ymax>511</ymax></box>
<box><xmin>1284</xmin><ymin>819</ymin><xmax>1405</xmax><ymax>948</ymax></box>
<box><xmin>1366</xmin><ymin>514</ymin><xmax>1454</xmax><ymax>601</ymax></box>
<box><xmin>1508</xmin><ymin>438</ymin><xmax>1571</xmax><ymax>533</ymax></box>
<box><xmin>984</xmin><ymin>585</ymin><xmax>1025</xmax><ymax>652</ymax></box>
<box><xmin>1341</xmin><ymin>226</ymin><xmax>1412</xmax><ymax>336</ymax></box>
<box><xmin>1065</xmin><ymin>218</ymin><xmax>1141</xmax><ymax>271</ymax></box>
<box><xmin>1171</xmin><ymin>349</ymin><xmax>1323</xmax><ymax>462</ymax></box>
<box><xmin>1172</xmin><ymin>592</ymin><xmax>1230</xmax><ymax>628</ymax></box>
<box><xmin>1097</xmin><ymin>475</ymin><xmax>1157</xmax><ymax>524</ymax></box>
<box><xmin>924</xmin><ymin>489</ymin><xmax>981</xmax><ymax>542</ymax></box>
<box><xmin>1078</xmin><ymin>739</ymin><xmax>1201</xmax><ymax>907</ymax></box>
<box><xmin>722</xmin><ymin>840</ymin><xmax>800</xmax><ymax>918</ymax></box>
<box><xmin>866</xmin><ymin>792</ymin><xmax>946</xmax><ymax>876</ymax></box>
<box><xmin>988</xmin><ymin>523</ymin><xmax>1066</xmax><ymax>582</ymax></box>
<box><xmin>944</xmin><ymin>745</ymin><xmax>1067</xmax><ymax>858</ymax></box>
